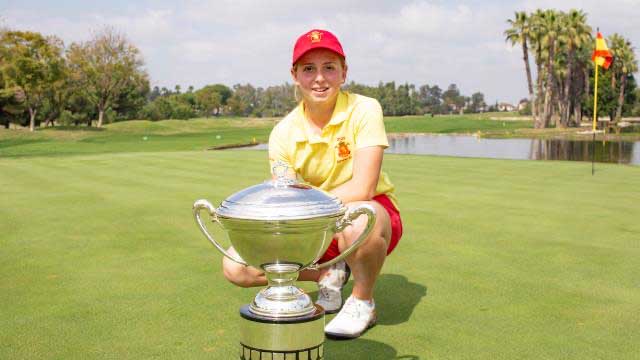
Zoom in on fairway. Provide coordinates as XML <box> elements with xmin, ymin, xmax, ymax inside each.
<box><xmin>1</xmin><ymin>150</ymin><xmax>639</xmax><ymax>359</ymax></box>
<box><xmin>0</xmin><ymin>114</ymin><xmax>536</xmax><ymax>158</ymax></box>
<box><xmin>0</xmin><ymin>118</ymin><xmax>274</xmax><ymax>158</ymax></box>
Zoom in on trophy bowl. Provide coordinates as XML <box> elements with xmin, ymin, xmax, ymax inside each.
<box><xmin>193</xmin><ymin>164</ymin><xmax>377</xmax><ymax>357</ymax></box>
<box><xmin>193</xmin><ymin>169</ymin><xmax>376</xmax><ymax>320</ymax></box>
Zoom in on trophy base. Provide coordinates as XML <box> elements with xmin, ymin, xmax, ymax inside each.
<box><xmin>239</xmin><ymin>304</ymin><xmax>325</xmax><ymax>360</ymax></box>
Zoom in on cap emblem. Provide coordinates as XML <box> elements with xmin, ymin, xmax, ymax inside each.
<box><xmin>308</xmin><ymin>31</ymin><xmax>323</xmax><ymax>43</ymax></box>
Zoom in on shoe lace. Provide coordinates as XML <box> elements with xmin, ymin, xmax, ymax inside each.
<box><xmin>342</xmin><ymin>299</ymin><xmax>366</xmax><ymax>319</ymax></box>
<box><xmin>318</xmin><ymin>287</ymin><xmax>332</xmax><ymax>300</ymax></box>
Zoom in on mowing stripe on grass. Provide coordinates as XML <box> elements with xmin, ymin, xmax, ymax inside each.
<box><xmin>1</xmin><ymin>151</ymin><xmax>638</xmax><ymax>359</ymax></box>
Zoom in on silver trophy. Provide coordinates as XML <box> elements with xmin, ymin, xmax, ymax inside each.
<box><xmin>193</xmin><ymin>163</ymin><xmax>376</xmax><ymax>359</ymax></box>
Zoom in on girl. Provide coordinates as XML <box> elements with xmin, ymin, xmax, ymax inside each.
<box><xmin>223</xmin><ymin>29</ymin><xmax>403</xmax><ymax>339</ymax></box>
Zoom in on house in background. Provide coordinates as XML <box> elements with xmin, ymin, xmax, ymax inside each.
<box><xmin>498</xmin><ymin>102</ymin><xmax>515</xmax><ymax>112</ymax></box>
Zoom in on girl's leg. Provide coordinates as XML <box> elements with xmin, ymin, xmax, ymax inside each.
<box><xmin>336</xmin><ymin>200</ymin><xmax>392</xmax><ymax>300</ymax></box>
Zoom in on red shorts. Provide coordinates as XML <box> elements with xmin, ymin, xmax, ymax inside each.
<box><xmin>318</xmin><ymin>194</ymin><xmax>403</xmax><ymax>263</ymax></box>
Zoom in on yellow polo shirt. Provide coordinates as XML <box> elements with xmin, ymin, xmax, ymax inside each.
<box><xmin>268</xmin><ymin>91</ymin><xmax>397</xmax><ymax>207</ymax></box>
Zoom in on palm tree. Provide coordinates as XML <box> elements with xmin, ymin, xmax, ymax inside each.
<box><xmin>571</xmin><ymin>41</ymin><xmax>593</xmax><ymax>124</ymax></box>
<box><xmin>609</xmin><ymin>34</ymin><xmax>638</xmax><ymax>121</ymax></box>
<box><xmin>558</xmin><ymin>9</ymin><xmax>591</xmax><ymax>127</ymax></box>
<box><xmin>505</xmin><ymin>11</ymin><xmax>536</xmax><ymax>121</ymax></box>
<box><xmin>528</xmin><ymin>9</ymin><xmax>548</xmax><ymax>128</ymax></box>
<box><xmin>553</xmin><ymin>36</ymin><xmax>569</xmax><ymax>126</ymax></box>
<box><xmin>538</xmin><ymin>9</ymin><xmax>561</xmax><ymax>128</ymax></box>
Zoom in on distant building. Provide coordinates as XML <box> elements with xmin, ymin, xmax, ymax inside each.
<box><xmin>498</xmin><ymin>103</ymin><xmax>515</xmax><ymax>112</ymax></box>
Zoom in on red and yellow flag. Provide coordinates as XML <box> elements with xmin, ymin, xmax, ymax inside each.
<box><xmin>592</xmin><ymin>32</ymin><xmax>613</xmax><ymax>69</ymax></box>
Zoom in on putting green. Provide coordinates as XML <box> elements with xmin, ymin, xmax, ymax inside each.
<box><xmin>1</xmin><ymin>150</ymin><xmax>638</xmax><ymax>359</ymax></box>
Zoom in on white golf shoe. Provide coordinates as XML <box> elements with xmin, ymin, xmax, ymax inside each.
<box><xmin>316</xmin><ymin>260</ymin><xmax>351</xmax><ymax>314</ymax></box>
<box><xmin>324</xmin><ymin>295</ymin><xmax>377</xmax><ymax>339</ymax></box>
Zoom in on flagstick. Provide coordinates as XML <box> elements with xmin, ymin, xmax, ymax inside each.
<box><xmin>592</xmin><ymin>132</ymin><xmax>595</xmax><ymax>175</ymax></box>
<box><xmin>591</xmin><ymin>43</ymin><xmax>600</xmax><ymax>176</ymax></box>
<box><xmin>592</xmin><ymin>58</ymin><xmax>599</xmax><ymax>132</ymax></box>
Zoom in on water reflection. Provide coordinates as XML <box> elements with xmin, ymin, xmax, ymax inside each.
<box><xmin>386</xmin><ymin>135</ymin><xmax>639</xmax><ymax>165</ymax></box>
<box><xmin>528</xmin><ymin>138</ymin><xmax>635</xmax><ymax>164</ymax></box>
<box><xmin>233</xmin><ymin>135</ymin><xmax>640</xmax><ymax>165</ymax></box>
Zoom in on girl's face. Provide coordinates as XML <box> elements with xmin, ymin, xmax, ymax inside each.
<box><xmin>291</xmin><ymin>48</ymin><xmax>347</xmax><ymax>106</ymax></box>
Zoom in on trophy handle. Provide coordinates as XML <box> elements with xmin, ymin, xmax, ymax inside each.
<box><xmin>193</xmin><ymin>199</ymin><xmax>248</xmax><ymax>266</ymax></box>
<box><xmin>308</xmin><ymin>204</ymin><xmax>376</xmax><ymax>270</ymax></box>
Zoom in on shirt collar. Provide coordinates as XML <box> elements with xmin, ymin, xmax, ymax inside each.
<box><xmin>328</xmin><ymin>91</ymin><xmax>348</xmax><ymax>126</ymax></box>
<box><xmin>292</xmin><ymin>91</ymin><xmax>348</xmax><ymax>143</ymax></box>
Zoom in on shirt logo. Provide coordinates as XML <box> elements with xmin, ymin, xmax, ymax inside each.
<box><xmin>336</xmin><ymin>137</ymin><xmax>351</xmax><ymax>160</ymax></box>
<box><xmin>308</xmin><ymin>31</ymin><xmax>323</xmax><ymax>43</ymax></box>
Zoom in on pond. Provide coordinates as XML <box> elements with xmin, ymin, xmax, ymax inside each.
<box><xmin>234</xmin><ymin>134</ymin><xmax>640</xmax><ymax>165</ymax></box>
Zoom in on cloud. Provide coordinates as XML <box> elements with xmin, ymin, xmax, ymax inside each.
<box><xmin>104</xmin><ymin>9</ymin><xmax>174</xmax><ymax>44</ymax></box>
<box><xmin>176</xmin><ymin>40</ymin><xmax>220</xmax><ymax>63</ymax></box>
<box><xmin>396</xmin><ymin>2</ymin><xmax>473</xmax><ymax>35</ymax></box>
<box><xmin>3</xmin><ymin>0</ymin><xmax>640</xmax><ymax>104</ymax></box>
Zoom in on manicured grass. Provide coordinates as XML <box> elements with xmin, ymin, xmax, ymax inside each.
<box><xmin>3</xmin><ymin>114</ymin><xmax>640</xmax><ymax>158</ymax></box>
<box><xmin>0</xmin><ymin>118</ymin><xmax>274</xmax><ymax>158</ymax></box>
<box><xmin>1</xmin><ymin>150</ymin><xmax>638</xmax><ymax>359</ymax></box>
<box><xmin>384</xmin><ymin>114</ymin><xmax>533</xmax><ymax>134</ymax></box>
<box><xmin>1</xmin><ymin>115</ymin><xmax>534</xmax><ymax>158</ymax></box>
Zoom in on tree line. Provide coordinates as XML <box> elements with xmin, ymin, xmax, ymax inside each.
<box><xmin>1</xmin><ymin>27</ymin><xmax>148</xmax><ymax>131</ymax></box>
<box><xmin>141</xmin><ymin>81</ymin><xmax>489</xmax><ymax>120</ymax></box>
<box><xmin>505</xmin><ymin>8</ymin><xmax>638</xmax><ymax>128</ymax></box>
<box><xmin>1</xmin><ymin>27</ymin><xmax>493</xmax><ymax>130</ymax></box>
<box><xmin>4</xmin><ymin>12</ymin><xmax>639</xmax><ymax>131</ymax></box>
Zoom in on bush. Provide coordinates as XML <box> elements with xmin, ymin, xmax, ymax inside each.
<box><xmin>171</xmin><ymin>102</ymin><xmax>195</xmax><ymax>120</ymax></box>
<box><xmin>518</xmin><ymin>102</ymin><xmax>532</xmax><ymax>115</ymax></box>
<box><xmin>58</xmin><ymin>110</ymin><xmax>75</xmax><ymax>126</ymax></box>
<box><xmin>138</xmin><ymin>95</ymin><xmax>196</xmax><ymax>120</ymax></box>
<box><xmin>139</xmin><ymin>102</ymin><xmax>163</xmax><ymax>121</ymax></box>
<box><xmin>104</xmin><ymin>108</ymin><xmax>117</xmax><ymax>124</ymax></box>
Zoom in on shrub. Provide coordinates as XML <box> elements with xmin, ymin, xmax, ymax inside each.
<box><xmin>518</xmin><ymin>102</ymin><xmax>532</xmax><ymax>115</ymax></box>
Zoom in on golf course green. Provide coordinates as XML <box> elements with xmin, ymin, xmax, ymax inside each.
<box><xmin>1</xmin><ymin>118</ymin><xmax>638</xmax><ymax>359</ymax></box>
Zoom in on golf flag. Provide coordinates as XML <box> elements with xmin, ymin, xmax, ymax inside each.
<box><xmin>592</xmin><ymin>32</ymin><xmax>613</xmax><ymax>69</ymax></box>
<box><xmin>591</xmin><ymin>30</ymin><xmax>613</xmax><ymax>133</ymax></box>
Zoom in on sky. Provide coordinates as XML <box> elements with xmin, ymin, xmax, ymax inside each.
<box><xmin>1</xmin><ymin>0</ymin><xmax>639</xmax><ymax>104</ymax></box>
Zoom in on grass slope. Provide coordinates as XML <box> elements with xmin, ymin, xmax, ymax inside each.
<box><xmin>0</xmin><ymin>118</ymin><xmax>274</xmax><ymax>158</ymax></box>
<box><xmin>1</xmin><ymin>150</ymin><xmax>638</xmax><ymax>359</ymax></box>
<box><xmin>0</xmin><ymin>115</ymin><xmax>533</xmax><ymax>158</ymax></box>
<box><xmin>2</xmin><ymin>114</ymin><xmax>639</xmax><ymax>158</ymax></box>
<box><xmin>384</xmin><ymin>115</ymin><xmax>532</xmax><ymax>134</ymax></box>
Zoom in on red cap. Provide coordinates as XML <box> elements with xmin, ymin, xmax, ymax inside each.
<box><xmin>292</xmin><ymin>29</ymin><xmax>345</xmax><ymax>65</ymax></box>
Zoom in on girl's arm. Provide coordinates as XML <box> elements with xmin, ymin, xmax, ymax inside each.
<box><xmin>330</xmin><ymin>146</ymin><xmax>383</xmax><ymax>203</ymax></box>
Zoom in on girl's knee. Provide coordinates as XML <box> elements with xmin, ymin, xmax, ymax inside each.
<box><xmin>341</xmin><ymin>203</ymin><xmax>391</xmax><ymax>249</ymax></box>
<box><xmin>339</xmin><ymin>230</ymin><xmax>388</xmax><ymax>259</ymax></box>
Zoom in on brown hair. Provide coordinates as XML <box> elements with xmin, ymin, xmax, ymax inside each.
<box><xmin>292</xmin><ymin>56</ymin><xmax>346</xmax><ymax>72</ymax></box>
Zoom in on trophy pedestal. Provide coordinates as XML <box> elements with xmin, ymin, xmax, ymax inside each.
<box><xmin>239</xmin><ymin>305</ymin><xmax>325</xmax><ymax>360</ymax></box>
